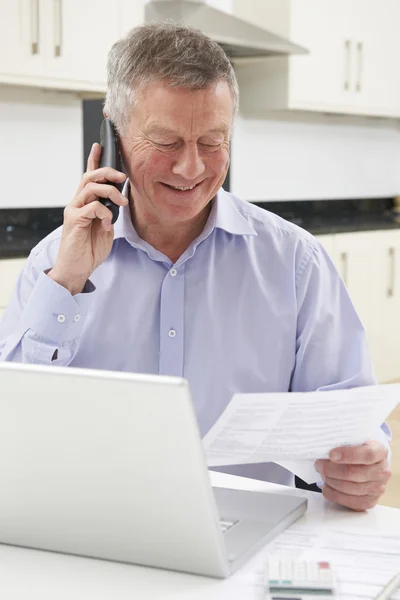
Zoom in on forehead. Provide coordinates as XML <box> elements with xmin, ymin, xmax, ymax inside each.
<box><xmin>133</xmin><ymin>79</ymin><xmax>233</xmax><ymax>134</ymax></box>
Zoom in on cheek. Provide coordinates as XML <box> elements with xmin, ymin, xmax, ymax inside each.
<box><xmin>208</xmin><ymin>150</ymin><xmax>230</xmax><ymax>175</ymax></box>
<box><xmin>130</xmin><ymin>150</ymin><xmax>171</xmax><ymax>181</ymax></box>
<box><xmin>143</xmin><ymin>152</ymin><xmax>172</xmax><ymax>179</ymax></box>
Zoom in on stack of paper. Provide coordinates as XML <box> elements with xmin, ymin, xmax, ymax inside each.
<box><xmin>203</xmin><ymin>384</ymin><xmax>399</xmax><ymax>483</ymax></box>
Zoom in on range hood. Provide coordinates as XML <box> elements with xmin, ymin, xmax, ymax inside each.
<box><xmin>145</xmin><ymin>0</ymin><xmax>307</xmax><ymax>58</ymax></box>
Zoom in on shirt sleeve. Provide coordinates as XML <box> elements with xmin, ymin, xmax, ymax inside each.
<box><xmin>0</xmin><ymin>249</ymin><xmax>94</xmax><ymax>365</ymax></box>
<box><xmin>291</xmin><ymin>240</ymin><xmax>391</xmax><ymax>452</ymax></box>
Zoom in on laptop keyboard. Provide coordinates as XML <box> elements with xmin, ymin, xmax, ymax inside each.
<box><xmin>219</xmin><ymin>518</ymin><xmax>238</xmax><ymax>533</ymax></box>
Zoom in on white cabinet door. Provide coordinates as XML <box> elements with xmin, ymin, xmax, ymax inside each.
<box><xmin>355</xmin><ymin>0</ymin><xmax>400</xmax><ymax>118</ymax></box>
<box><xmin>289</xmin><ymin>0</ymin><xmax>359</xmax><ymax>113</ymax></box>
<box><xmin>0</xmin><ymin>0</ymin><xmax>47</xmax><ymax>81</ymax></box>
<box><xmin>333</xmin><ymin>231</ymin><xmax>383</xmax><ymax>335</ymax></box>
<box><xmin>382</xmin><ymin>231</ymin><xmax>400</xmax><ymax>382</ymax></box>
<box><xmin>0</xmin><ymin>0</ymin><xmax>144</xmax><ymax>93</ymax></box>
<box><xmin>333</xmin><ymin>230</ymin><xmax>399</xmax><ymax>383</ymax></box>
<box><xmin>42</xmin><ymin>0</ymin><xmax>119</xmax><ymax>90</ymax></box>
<box><xmin>235</xmin><ymin>0</ymin><xmax>361</xmax><ymax>115</ymax></box>
<box><xmin>235</xmin><ymin>0</ymin><xmax>400</xmax><ymax>118</ymax></box>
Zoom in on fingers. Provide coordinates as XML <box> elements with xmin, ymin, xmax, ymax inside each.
<box><xmin>322</xmin><ymin>483</ymin><xmax>381</xmax><ymax>512</ymax></box>
<box><xmin>77</xmin><ymin>168</ymin><xmax>127</xmax><ymax>195</ymax></box>
<box><xmin>315</xmin><ymin>441</ymin><xmax>392</xmax><ymax>511</ymax></box>
<box><xmin>73</xmin><ymin>182</ymin><xmax>129</xmax><ymax>210</ymax></box>
<box><xmin>65</xmin><ymin>201</ymin><xmax>115</xmax><ymax>232</ymax></box>
<box><xmin>80</xmin><ymin>143</ymin><xmax>127</xmax><ymax>195</ymax></box>
<box><xmin>323</xmin><ymin>476</ymin><xmax>388</xmax><ymax>497</ymax></box>
<box><xmin>87</xmin><ymin>142</ymin><xmax>102</xmax><ymax>172</ymax></box>
<box><xmin>315</xmin><ymin>458</ymin><xmax>390</xmax><ymax>483</ymax></box>
<box><xmin>328</xmin><ymin>441</ymin><xmax>388</xmax><ymax>465</ymax></box>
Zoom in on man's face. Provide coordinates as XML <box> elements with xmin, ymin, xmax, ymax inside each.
<box><xmin>120</xmin><ymin>79</ymin><xmax>233</xmax><ymax>226</ymax></box>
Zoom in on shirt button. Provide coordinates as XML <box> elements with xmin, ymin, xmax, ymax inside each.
<box><xmin>57</xmin><ymin>314</ymin><xmax>66</xmax><ymax>323</ymax></box>
<box><xmin>74</xmin><ymin>314</ymin><xmax>81</xmax><ymax>322</ymax></box>
<box><xmin>170</xmin><ymin>268</ymin><xmax>177</xmax><ymax>277</ymax></box>
<box><xmin>168</xmin><ymin>329</ymin><xmax>176</xmax><ymax>338</ymax></box>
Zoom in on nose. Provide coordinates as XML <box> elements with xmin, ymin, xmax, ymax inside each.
<box><xmin>172</xmin><ymin>143</ymin><xmax>205</xmax><ymax>181</ymax></box>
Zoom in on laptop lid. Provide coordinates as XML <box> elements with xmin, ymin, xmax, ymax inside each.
<box><xmin>0</xmin><ymin>362</ymin><xmax>229</xmax><ymax>577</ymax></box>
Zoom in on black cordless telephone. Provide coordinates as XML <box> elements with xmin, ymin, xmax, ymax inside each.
<box><xmin>98</xmin><ymin>118</ymin><xmax>123</xmax><ymax>224</ymax></box>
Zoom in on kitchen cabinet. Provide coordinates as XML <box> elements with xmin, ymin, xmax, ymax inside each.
<box><xmin>316</xmin><ymin>230</ymin><xmax>400</xmax><ymax>383</ymax></box>
<box><xmin>382</xmin><ymin>231</ymin><xmax>400</xmax><ymax>384</ymax></box>
<box><xmin>0</xmin><ymin>0</ymin><xmax>144</xmax><ymax>93</ymax></box>
<box><xmin>0</xmin><ymin>0</ymin><xmax>47</xmax><ymax>81</ymax></box>
<box><xmin>333</xmin><ymin>231</ymin><xmax>392</xmax><ymax>382</ymax></box>
<box><xmin>356</xmin><ymin>0</ymin><xmax>400</xmax><ymax>118</ymax></box>
<box><xmin>44</xmin><ymin>0</ymin><xmax>119</xmax><ymax>88</ymax></box>
<box><xmin>234</xmin><ymin>0</ymin><xmax>400</xmax><ymax>118</ymax></box>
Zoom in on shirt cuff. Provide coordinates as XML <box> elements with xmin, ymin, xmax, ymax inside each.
<box><xmin>21</xmin><ymin>271</ymin><xmax>94</xmax><ymax>344</ymax></box>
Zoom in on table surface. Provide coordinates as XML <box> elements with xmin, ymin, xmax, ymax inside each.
<box><xmin>1</xmin><ymin>471</ymin><xmax>398</xmax><ymax>600</ymax></box>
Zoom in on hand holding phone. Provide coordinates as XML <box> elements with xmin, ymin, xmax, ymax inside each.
<box><xmin>46</xmin><ymin>121</ymin><xmax>127</xmax><ymax>295</ymax></box>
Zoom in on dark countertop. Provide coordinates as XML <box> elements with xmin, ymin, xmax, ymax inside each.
<box><xmin>0</xmin><ymin>207</ymin><xmax>64</xmax><ymax>260</ymax></box>
<box><xmin>253</xmin><ymin>197</ymin><xmax>400</xmax><ymax>236</ymax></box>
<box><xmin>307</xmin><ymin>220</ymin><xmax>400</xmax><ymax>235</ymax></box>
<box><xmin>0</xmin><ymin>231</ymin><xmax>53</xmax><ymax>259</ymax></box>
<box><xmin>0</xmin><ymin>198</ymin><xmax>399</xmax><ymax>259</ymax></box>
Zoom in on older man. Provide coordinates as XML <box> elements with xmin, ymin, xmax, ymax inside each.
<box><xmin>0</xmin><ymin>22</ymin><xmax>391</xmax><ymax>510</ymax></box>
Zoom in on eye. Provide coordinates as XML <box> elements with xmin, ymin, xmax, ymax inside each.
<box><xmin>157</xmin><ymin>142</ymin><xmax>179</xmax><ymax>149</ymax></box>
<box><xmin>199</xmin><ymin>137</ymin><xmax>224</xmax><ymax>148</ymax></box>
<box><xmin>200</xmin><ymin>142</ymin><xmax>222</xmax><ymax>150</ymax></box>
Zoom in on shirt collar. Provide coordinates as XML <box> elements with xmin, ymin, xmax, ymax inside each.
<box><xmin>211</xmin><ymin>187</ymin><xmax>257</xmax><ymax>237</ymax></box>
<box><xmin>113</xmin><ymin>181</ymin><xmax>257</xmax><ymax>246</ymax></box>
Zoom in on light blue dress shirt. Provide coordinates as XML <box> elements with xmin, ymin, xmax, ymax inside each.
<box><xmin>0</xmin><ymin>186</ymin><xmax>390</xmax><ymax>485</ymax></box>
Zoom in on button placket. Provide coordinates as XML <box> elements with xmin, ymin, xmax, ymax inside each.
<box><xmin>159</xmin><ymin>263</ymin><xmax>185</xmax><ymax>376</ymax></box>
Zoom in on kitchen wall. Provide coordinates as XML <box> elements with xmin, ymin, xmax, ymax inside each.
<box><xmin>2</xmin><ymin>85</ymin><xmax>400</xmax><ymax>208</ymax></box>
<box><xmin>0</xmin><ymin>86</ymin><xmax>82</xmax><ymax>209</ymax></box>
<box><xmin>231</xmin><ymin>113</ymin><xmax>400</xmax><ymax>201</ymax></box>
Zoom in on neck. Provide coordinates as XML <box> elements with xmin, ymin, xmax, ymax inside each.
<box><xmin>129</xmin><ymin>195</ymin><xmax>212</xmax><ymax>264</ymax></box>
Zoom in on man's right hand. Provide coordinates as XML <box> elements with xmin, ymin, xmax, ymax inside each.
<box><xmin>48</xmin><ymin>142</ymin><xmax>128</xmax><ymax>295</ymax></box>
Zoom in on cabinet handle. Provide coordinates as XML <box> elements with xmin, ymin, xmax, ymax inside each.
<box><xmin>340</xmin><ymin>251</ymin><xmax>348</xmax><ymax>285</ymax></box>
<box><xmin>388</xmin><ymin>247</ymin><xmax>396</xmax><ymax>297</ymax></box>
<box><xmin>343</xmin><ymin>40</ymin><xmax>351</xmax><ymax>91</ymax></box>
<box><xmin>54</xmin><ymin>0</ymin><xmax>62</xmax><ymax>57</ymax></box>
<box><xmin>356</xmin><ymin>41</ymin><xmax>363</xmax><ymax>92</ymax></box>
<box><xmin>31</xmin><ymin>0</ymin><xmax>39</xmax><ymax>55</ymax></box>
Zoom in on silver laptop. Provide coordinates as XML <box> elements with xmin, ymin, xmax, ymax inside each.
<box><xmin>0</xmin><ymin>362</ymin><xmax>306</xmax><ymax>578</ymax></box>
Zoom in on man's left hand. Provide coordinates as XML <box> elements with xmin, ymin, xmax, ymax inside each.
<box><xmin>314</xmin><ymin>441</ymin><xmax>391</xmax><ymax>511</ymax></box>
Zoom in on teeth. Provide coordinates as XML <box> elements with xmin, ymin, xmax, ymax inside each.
<box><xmin>169</xmin><ymin>184</ymin><xmax>196</xmax><ymax>191</ymax></box>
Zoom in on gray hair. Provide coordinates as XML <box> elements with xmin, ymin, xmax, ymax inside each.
<box><xmin>104</xmin><ymin>21</ymin><xmax>239</xmax><ymax>133</ymax></box>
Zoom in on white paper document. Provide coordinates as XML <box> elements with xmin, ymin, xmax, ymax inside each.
<box><xmin>216</xmin><ymin>522</ymin><xmax>400</xmax><ymax>600</ymax></box>
<box><xmin>261</xmin><ymin>525</ymin><xmax>400</xmax><ymax>600</ymax></box>
<box><xmin>203</xmin><ymin>384</ymin><xmax>399</xmax><ymax>483</ymax></box>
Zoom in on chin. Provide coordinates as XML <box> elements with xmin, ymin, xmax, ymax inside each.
<box><xmin>162</xmin><ymin>203</ymin><xmax>206</xmax><ymax>222</ymax></box>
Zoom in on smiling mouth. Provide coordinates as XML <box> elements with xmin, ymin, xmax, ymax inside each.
<box><xmin>162</xmin><ymin>181</ymin><xmax>202</xmax><ymax>192</ymax></box>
